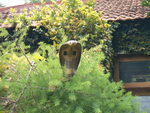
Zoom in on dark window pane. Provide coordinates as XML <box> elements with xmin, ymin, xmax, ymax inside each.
<box><xmin>119</xmin><ymin>61</ymin><xmax>150</xmax><ymax>83</ymax></box>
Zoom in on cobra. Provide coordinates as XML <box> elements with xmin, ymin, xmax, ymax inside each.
<box><xmin>59</xmin><ymin>40</ymin><xmax>82</xmax><ymax>77</ymax></box>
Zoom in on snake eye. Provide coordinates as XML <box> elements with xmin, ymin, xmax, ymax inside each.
<box><xmin>63</xmin><ymin>51</ymin><xmax>67</xmax><ymax>55</ymax></box>
<box><xmin>73</xmin><ymin>51</ymin><xmax>77</xmax><ymax>56</ymax></box>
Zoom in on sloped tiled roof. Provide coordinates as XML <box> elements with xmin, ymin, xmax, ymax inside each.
<box><xmin>0</xmin><ymin>2</ymin><xmax>54</xmax><ymax>28</ymax></box>
<box><xmin>95</xmin><ymin>0</ymin><xmax>150</xmax><ymax>20</ymax></box>
<box><xmin>0</xmin><ymin>2</ymin><xmax>55</xmax><ymax>20</ymax></box>
<box><xmin>0</xmin><ymin>0</ymin><xmax>150</xmax><ymax>28</ymax></box>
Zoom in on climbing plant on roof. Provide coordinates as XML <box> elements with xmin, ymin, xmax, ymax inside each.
<box><xmin>142</xmin><ymin>0</ymin><xmax>150</xmax><ymax>16</ymax></box>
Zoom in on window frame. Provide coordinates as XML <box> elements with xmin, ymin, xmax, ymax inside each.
<box><xmin>114</xmin><ymin>55</ymin><xmax>150</xmax><ymax>95</ymax></box>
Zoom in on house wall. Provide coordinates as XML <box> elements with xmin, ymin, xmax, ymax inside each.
<box><xmin>112</xmin><ymin>18</ymin><xmax>150</xmax><ymax>55</ymax></box>
<box><xmin>112</xmin><ymin>17</ymin><xmax>150</xmax><ymax>99</ymax></box>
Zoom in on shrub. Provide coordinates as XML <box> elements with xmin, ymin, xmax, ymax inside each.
<box><xmin>0</xmin><ymin>0</ymin><xmax>113</xmax><ymax>73</ymax></box>
<box><xmin>1</xmin><ymin>0</ymin><xmax>111</xmax><ymax>51</ymax></box>
<box><xmin>0</xmin><ymin>0</ymin><xmax>142</xmax><ymax>112</ymax></box>
<box><xmin>0</xmin><ymin>45</ymin><xmax>141</xmax><ymax>113</ymax></box>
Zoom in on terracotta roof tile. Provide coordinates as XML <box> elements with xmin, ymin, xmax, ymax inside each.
<box><xmin>0</xmin><ymin>3</ymin><xmax>50</xmax><ymax>19</ymax></box>
<box><xmin>0</xmin><ymin>0</ymin><xmax>150</xmax><ymax>28</ymax></box>
<box><xmin>95</xmin><ymin>0</ymin><xmax>150</xmax><ymax>20</ymax></box>
<box><xmin>0</xmin><ymin>2</ymin><xmax>54</xmax><ymax>27</ymax></box>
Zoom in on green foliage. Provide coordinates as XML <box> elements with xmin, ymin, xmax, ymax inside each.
<box><xmin>0</xmin><ymin>28</ymin><xmax>9</xmax><ymax>37</ymax></box>
<box><xmin>0</xmin><ymin>0</ymin><xmax>145</xmax><ymax>112</ymax></box>
<box><xmin>112</xmin><ymin>19</ymin><xmax>150</xmax><ymax>55</ymax></box>
<box><xmin>25</xmin><ymin>0</ymin><xmax>52</xmax><ymax>3</ymax></box>
<box><xmin>0</xmin><ymin>62</ymin><xmax>9</xmax><ymax>77</ymax></box>
<box><xmin>0</xmin><ymin>28</ymin><xmax>9</xmax><ymax>45</ymax></box>
<box><xmin>142</xmin><ymin>0</ymin><xmax>150</xmax><ymax>6</ymax></box>
<box><xmin>142</xmin><ymin>0</ymin><xmax>150</xmax><ymax>16</ymax></box>
<box><xmin>0</xmin><ymin>45</ymin><xmax>141</xmax><ymax>113</ymax></box>
<box><xmin>0</xmin><ymin>0</ymin><xmax>112</xmax><ymax>73</ymax></box>
<box><xmin>1</xmin><ymin>0</ymin><xmax>111</xmax><ymax>52</ymax></box>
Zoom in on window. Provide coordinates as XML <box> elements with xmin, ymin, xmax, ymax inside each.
<box><xmin>114</xmin><ymin>55</ymin><xmax>150</xmax><ymax>95</ymax></box>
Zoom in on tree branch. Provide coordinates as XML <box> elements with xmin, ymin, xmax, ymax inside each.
<box><xmin>10</xmin><ymin>46</ymin><xmax>34</xmax><ymax>113</ymax></box>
